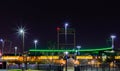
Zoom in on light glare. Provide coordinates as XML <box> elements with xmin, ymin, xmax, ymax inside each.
<box><xmin>77</xmin><ymin>46</ymin><xmax>81</xmax><ymax>49</ymax></box>
<box><xmin>17</xmin><ymin>26</ymin><xmax>26</xmax><ymax>35</ymax></box>
<box><xmin>34</xmin><ymin>40</ymin><xmax>38</xmax><ymax>43</ymax></box>
<box><xmin>19</xmin><ymin>29</ymin><xmax>24</xmax><ymax>34</ymax></box>
<box><xmin>110</xmin><ymin>35</ymin><xmax>116</xmax><ymax>39</ymax></box>
<box><xmin>64</xmin><ymin>51</ymin><xmax>69</xmax><ymax>55</ymax></box>
<box><xmin>0</xmin><ymin>39</ymin><xmax>3</xmax><ymax>42</ymax></box>
<box><xmin>65</xmin><ymin>23</ymin><xmax>68</xmax><ymax>27</ymax></box>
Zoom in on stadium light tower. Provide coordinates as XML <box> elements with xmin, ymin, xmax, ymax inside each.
<box><xmin>110</xmin><ymin>35</ymin><xmax>116</xmax><ymax>49</ymax></box>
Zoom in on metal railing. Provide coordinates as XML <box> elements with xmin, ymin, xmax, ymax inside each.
<box><xmin>7</xmin><ymin>64</ymin><xmax>64</xmax><ymax>71</ymax></box>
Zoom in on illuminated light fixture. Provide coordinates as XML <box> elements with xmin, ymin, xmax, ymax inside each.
<box><xmin>38</xmin><ymin>56</ymin><xmax>59</xmax><ymax>59</ymax></box>
<box><xmin>17</xmin><ymin>27</ymin><xmax>26</xmax><ymax>35</ymax></box>
<box><xmin>0</xmin><ymin>39</ymin><xmax>3</xmax><ymax>42</ymax></box>
<box><xmin>110</xmin><ymin>35</ymin><xmax>116</xmax><ymax>49</ymax></box>
<box><xmin>34</xmin><ymin>40</ymin><xmax>38</xmax><ymax>44</ymax></box>
<box><xmin>110</xmin><ymin>35</ymin><xmax>116</xmax><ymax>39</ymax></box>
<box><xmin>65</xmin><ymin>23</ymin><xmax>68</xmax><ymax>27</ymax></box>
<box><xmin>76</xmin><ymin>56</ymin><xmax>93</xmax><ymax>59</ymax></box>
<box><xmin>115</xmin><ymin>56</ymin><xmax>120</xmax><ymax>59</ymax></box>
<box><xmin>2</xmin><ymin>56</ymin><xmax>19</xmax><ymax>60</ymax></box>
<box><xmin>64</xmin><ymin>51</ymin><xmax>69</xmax><ymax>55</ymax></box>
<box><xmin>34</xmin><ymin>39</ymin><xmax>38</xmax><ymax>51</ymax></box>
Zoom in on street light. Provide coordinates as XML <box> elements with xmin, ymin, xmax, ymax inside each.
<box><xmin>18</xmin><ymin>28</ymin><xmax>25</xmax><ymax>53</ymax></box>
<box><xmin>110</xmin><ymin>35</ymin><xmax>116</xmax><ymax>49</ymax></box>
<box><xmin>64</xmin><ymin>23</ymin><xmax>69</xmax><ymax>48</ymax></box>
<box><xmin>76</xmin><ymin>46</ymin><xmax>81</xmax><ymax>55</ymax></box>
<box><xmin>14</xmin><ymin>46</ymin><xmax>18</xmax><ymax>56</ymax></box>
<box><xmin>34</xmin><ymin>40</ymin><xmax>38</xmax><ymax>49</ymax></box>
<box><xmin>0</xmin><ymin>39</ymin><xmax>12</xmax><ymax>55</ymax></box>
<box><xmin>17</xmin><ymin>27</ymin><xmax>26</xmax><ymax>71</ymax></box>
<box><xmin>64</xmin><ymin>23</ymin><xmax>69</xmax><ymax>71</ymax></box>
<box><xmin>0</xmin><ymin>39</ymin><xmax>4</xmax><ymax>55</ymax></box>
<box><xmin>34</xmin><ymin>39</ymin><xmax>38</xmax><ymax>56</ymax></box>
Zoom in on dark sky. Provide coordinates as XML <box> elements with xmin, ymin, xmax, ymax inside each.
<box><xmin>0</xmin><ymin>1</ymin><xmax>120</xmax><ymax>50</ymax></box>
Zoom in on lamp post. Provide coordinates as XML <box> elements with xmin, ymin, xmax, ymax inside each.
<box><xmin>64</xmin><ymin>51</ymin><xmax>69</xmax><ymax>71</ymax></box>
<box><xmin>19</xmin><ymin>28</ymin><xmax>25</xmax><ymax>53</ymax></box>
<box><xmin>34</xmin><ymin>39</ymin><xmax>38</xmax><ymax>56</ymax></box>
<box><xmin>14</xmin><ymin>46</ymin><xmax>18</xmax><ymax>56</ymax></box>
<box><xmin>110</xmin><ymin>35</ymin><xmax>116</xmax><ymax>49</ymax></box>
<box><xmin>64</xmin><ymin>23</ymin><xmax>68</xmax><ymax>71</ymax></box>
<box><xmin>64</xmin><ymin>23</ymin><xmax>68</xmax><ymax>48</ymax></box>
<box><xmin>76</xmin><ymin>46</ymin><xmax>81</xmax><ymax>55</ymax></box>
<box><xmin>110</xmin><ymin>35</ymin><xmax>116</xmax><ymax>69</ymax></box>
<box><xmin>0</xmin><ymin>39</ymin><xmax>12</xmax><ymax>55</ymax></box>
<box><xmin>0</xmin><ymin>39</ymin><xmax>4</xmax><ymax>55</ymax></box>
<box><xmin>18</xmin><ymin>27</ymin><xmax>26</xmax><ymax>71</ymax></box>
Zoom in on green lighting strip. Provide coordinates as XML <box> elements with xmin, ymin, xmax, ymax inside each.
<box><xmin>29</xmin><ymin>47</ymin><xmax>112</xmax><ymax>52</ymax></box>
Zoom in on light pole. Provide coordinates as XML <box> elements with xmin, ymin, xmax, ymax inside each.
<box><xmin>19</xmin><ymin>28</ymin><xmax>25</xmax><ymax>53</ymax></box>
<box><xmin>110</xmin><ymin>35</ymin><xmax>116</xmax><ymax>49</ymax></box>
<box><xmin>64</xmin><ymin>23</ymin><xmax>68</xmax><ymax>48</ymax></box>
<box><xmin>0</xmin><ymin>39</ymin><xmax>5</xmax><ymax>55</ymax></box>
<box><xmin>34</xmin><ymin>39</ymin><xmax>38</xmax><ymax>56</ymax></box>
<box><xmin>18</xmin><ymin>28</ymin><xmax>25</xmax><ymax>71</ymax></box>
<box><xmin>76</xmin><ymin>46</ymin><xmax>81</xmax><ymax>55</ymax></box>
<box><xmin>14</xmin><ymin>46</ymin><xmax>18</xmax><ymax>56</ymax></box>
<box><xmin>0</xmin><ymin>39</ymin><xmax>12</xmax><ymax>54</ymax></box>
<box><xmin>64</xmin><ymin>23</ymin><xmax>68</xmax><ymax>71</ymax></box>
<box><xmin>110</xmin><ymin>35</ymin><xmax>116</xmax><ymax>70</ymax></box>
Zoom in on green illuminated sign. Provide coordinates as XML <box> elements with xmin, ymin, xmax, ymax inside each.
<box><xmin>29</xmin><ymin>47</ymin><xmax>112</xmax><ymax>52</ymax></box>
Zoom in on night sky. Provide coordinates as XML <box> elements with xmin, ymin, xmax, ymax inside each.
<box><xmin>0</xmin><ymin>1</ymin><xmax>120</xmax><ymax>51</ymax></box>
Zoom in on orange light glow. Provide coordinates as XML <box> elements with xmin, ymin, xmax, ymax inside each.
<box><xmin>76</xmin><ymin>56</ymin><xmax>93</xmax><ymax>59</ymax></box>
